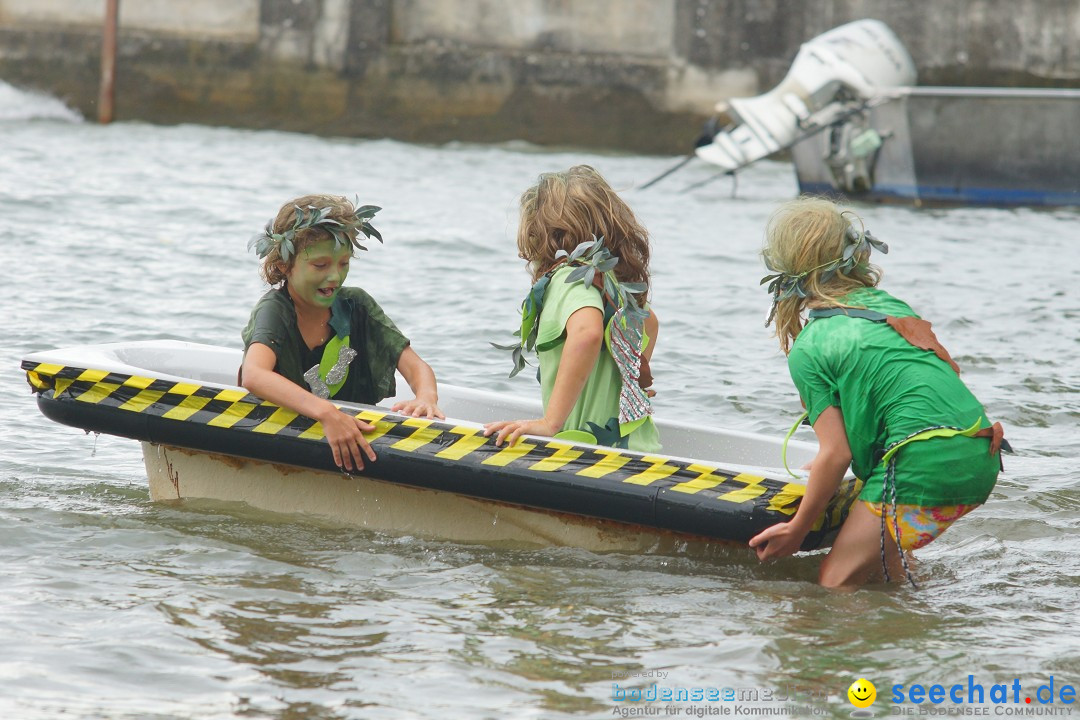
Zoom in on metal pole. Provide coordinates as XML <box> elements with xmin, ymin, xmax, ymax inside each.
<box><xmin>98</xmin><ymin>0</ymin><xmax>119</xmax><ymax>124</ymax></box>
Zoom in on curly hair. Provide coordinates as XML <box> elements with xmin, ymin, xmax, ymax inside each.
<box><xmin>763</xmin><ymin>197</ymin><xmax>883</xmax><ymax>354</ymax></box>
<box><xmin>516</xmin><ymin>165</ymin><xmax>651</xmax><ymax>299</ymax></box>
<box><xmin>260</xmin><ymin>194</ymin><xmax>360</xmax><ymax>286</ymax></box>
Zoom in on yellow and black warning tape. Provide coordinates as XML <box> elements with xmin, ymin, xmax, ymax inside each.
<box><xmin>23</xmin><ymin>361</ymin><xmax>861</xmax><ymax>522</ymax></box>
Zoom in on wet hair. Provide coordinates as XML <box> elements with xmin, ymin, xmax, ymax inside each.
<box><xmin>260</xmin><ymin>194</ymin><xmax>360</xmax><ymax>285</ymax></box>
<box><xmin>516</xmin><ymin>165</ymin><xmax>651</xmax><ymax>298</ymax></box>
<box><xmin>763</xmin><ymin>197</ymin><xmax>882</xmax><ymax>353</ymax></box>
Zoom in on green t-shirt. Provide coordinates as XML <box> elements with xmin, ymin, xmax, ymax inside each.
<box><xmin>241</xmin><ymin>286</ymin><xmax>409</xmax><ymax>405</ymax></box>
<box><xmin>536</xmin><ymin>266</ymin><xmax>661</xmax><ymax>453</ymax></box>
<box><xmin>788</xmin><ymin>287</ymin><xmax>997</xmax><ymax>505</ymax></box>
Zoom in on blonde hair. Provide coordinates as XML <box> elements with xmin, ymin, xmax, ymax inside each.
<box><xmin>260</xmin><ymin>194</ymin><xmax>360</xmax><ymax>285</ymax></box>
<box><xmin>516</xmin><ymin>165</ymin><xmax>651</xmax><ymax>298</ymax></box>
<box><xmin>763</xmin><ymin>197</ymin><xmax>882</xmax><ymax>353</ymax></box>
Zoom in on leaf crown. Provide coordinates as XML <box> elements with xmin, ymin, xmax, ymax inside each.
<box><xmin>248</xmin><ymin>201</ymin><xmax>383</xmax><ymax>263</ymax></box>
<box><xmin>761</xmin><ymin>215</ymin><xmax>888</xmax><ymax>327</ymax></box>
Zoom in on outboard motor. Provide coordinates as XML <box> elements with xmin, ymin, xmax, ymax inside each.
<box><xmin>695</xmin><ymin>19</ymin><xmax>916</xmax><ymax>173</ymax></box>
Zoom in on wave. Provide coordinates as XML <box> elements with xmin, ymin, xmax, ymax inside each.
<box><xmin>0</xmin><ymin>80</ymin><xmax>83</xmax><ymax>122</ymax></box>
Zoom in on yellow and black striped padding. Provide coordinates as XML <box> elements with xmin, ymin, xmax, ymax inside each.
<box><xmin>23</xmin><ymin>361</ymin><xmax>862</xmax><ymax>543</ymax></box>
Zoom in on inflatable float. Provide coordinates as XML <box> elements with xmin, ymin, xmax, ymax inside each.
<box><xmin>22</xmin><ymin>340</ymin><xmax>861</xmax><ymax>552</ymax></box>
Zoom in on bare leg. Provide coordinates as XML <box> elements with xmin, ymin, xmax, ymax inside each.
<box><xmin>818</xmin><ymin>502</ymin><xmax>906</xmax><ymax>589</ymax></box>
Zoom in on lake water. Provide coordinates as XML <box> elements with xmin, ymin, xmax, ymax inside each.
<box><xmin>2</xmin><ymin>81</ymin><xmax>1078</xmax><ymax>719</ymax></box>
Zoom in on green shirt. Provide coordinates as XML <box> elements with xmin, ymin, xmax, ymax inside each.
<box><xmin>241</xmin><ymin>286</ymin><xmax>409</xmax><ymax>405</ymax></box>
<box><xmin>788</xmin><ymin>287</ymin><xmax>997</xmax><ymax>505</ymax></box>
<box><xmin>536</xmin><ymin>266</ymin><xmax>661</xmax><ymax>453</ymax></box>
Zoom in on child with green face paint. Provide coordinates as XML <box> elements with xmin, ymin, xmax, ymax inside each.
<box><xmin>241</xmin><ymin>194</ymin><xmax>443</xmax><ymax>472</ymax></box>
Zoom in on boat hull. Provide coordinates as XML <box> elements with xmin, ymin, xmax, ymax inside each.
<box><xmin>144</xmin><ymin>443</ymin><xmax>735</xmax><ymax>551</ymax></box>
<box><xmin>24</xmin><ymin>341</ymin><xmax>860</xmax><ymax>550</ymax></box>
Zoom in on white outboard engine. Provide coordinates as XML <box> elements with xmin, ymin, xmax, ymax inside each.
<box><xmin>695</xmin><ymin>19</ymin><xmax>916</xmax><ymax>173</ymax></box>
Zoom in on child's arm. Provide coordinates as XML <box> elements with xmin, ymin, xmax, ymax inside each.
<box><xmin>643</xmin><ymin>308</ymin><xmax>659</xmax><ymax>363</ymax></box>
<box><xmin>483</xmin><ymin>307</ymin><xmax>604</xmax><ymax>447</ymax></box>
<box><xmin>391</xmin><ymin>346</ymin><xmax>444</xmax><ymax>419</ymax></box>
<box><xmin>748</xmin><ymin>406</ymin><xmax>851</xmax><ymax>560</ymax></box>
<box><xmin>241</xmin><ymin>342</ymin><xmax>377</xmax><ymax>472</ymax></box>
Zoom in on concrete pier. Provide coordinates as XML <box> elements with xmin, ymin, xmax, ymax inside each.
<box><xmin>1</xmin><ymin>0</ymin><xmax>1077</xmax><ymax>153</ymax></box>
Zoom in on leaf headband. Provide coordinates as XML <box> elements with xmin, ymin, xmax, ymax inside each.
<box><xmin>761</xmin><ymin>212</ymin><xmax>889</xmax><ymax>327</ymax></box>
<box><xmin>248</xmin><ymin>201</ymin><xmax>383</xmax><ymax>262</ymax></box>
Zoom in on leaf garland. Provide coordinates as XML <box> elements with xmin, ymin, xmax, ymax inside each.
<box><xmin>761</xmin><ymin>225</ymin><xmax>888</xmax><ymax>326</ymax></box>
<box><xmin>489</xmin><ymin>273</ymin><xmax>549</xmax><ymax>379</ymax></box>
<box><xmin>491</xmin><ymin>235</ymin><xmax>649</xmax><ymax>378</ymax></box>
<box><xmin>558</xmin><ymin>237</ymin><xmax>650</xmax><ymax>328</ymax></box>
<box><xmin>248</xmin><ymin>199</ymin><xmax>383</xmax><ymax>262</ymax></box>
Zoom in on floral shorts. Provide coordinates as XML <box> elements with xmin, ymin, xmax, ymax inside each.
<box><xmin>863</xmin><ymin>502</ymin><xmax>981</xmax><ymax>551</ymax></box>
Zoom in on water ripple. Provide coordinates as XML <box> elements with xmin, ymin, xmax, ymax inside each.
<box><xmin>1</xmin><ymin>113</ymin><xmax>1078</xmax><ymax>718</ymax></box>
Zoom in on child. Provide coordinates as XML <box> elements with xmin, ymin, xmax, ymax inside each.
<box><xmin>484</xmin><ymin>165</ymin><xmax>660</xmax><ymax>452</ymax></box>
<box><xmin>241</xmin><ymin>194</ymin><xmax>443</xmax><ymax>472</ymax></box>
<box><xmin>748</xmin><ymin>197</ymin><xmax>1005</xmax><ymax>588</ymax></box>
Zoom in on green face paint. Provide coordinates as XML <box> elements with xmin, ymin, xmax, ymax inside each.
<box><xmin>284</xmin><ymin>239</ymin><xmax>352</xmax><ymax>310</ymax></box>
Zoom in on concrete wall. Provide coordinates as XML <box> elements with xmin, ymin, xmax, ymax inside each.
<box><xmin>0</xmin><ymin>0</ymin><xmax>1077</xmax><ymax>153</ymax></box>
<box><xmin>0</xmin><ymin>0</ymin><xmax>258</xmax><ymax>39</ymax></box>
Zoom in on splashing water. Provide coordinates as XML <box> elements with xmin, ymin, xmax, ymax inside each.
<box><xmin>0</xmin><ymin>80</ymin><xmax>83</xmax><ymax>122</ymax></box>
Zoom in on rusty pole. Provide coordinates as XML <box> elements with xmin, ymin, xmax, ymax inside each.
<box><xmin>98</xmin><ymin>0</ymin><xmax>119</xmax><ymax>124</ymax></box>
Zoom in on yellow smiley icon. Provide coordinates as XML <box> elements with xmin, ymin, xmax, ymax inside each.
<box><xmin>848</xmin><ymin>678</ymin><xmax>877</xmax><ymax>708</ymax></box>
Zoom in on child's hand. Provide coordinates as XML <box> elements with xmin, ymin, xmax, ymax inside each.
<box><xmin>391</xmin><ymin>396</ymin><xmax>445</xmax><ymax>420</ymax></box>
<box><xmin>319</xmin><ymin>408</ymin><xmax>377</xmax><ymax>471</ymax></box>
<box><xmin>483</xmin><ymin>418</ymin><xmax>559</xmax><ymax>447</ymax></box>
<box><xmin>748</xmin><ymin>521</ymin><xmax>810</xmax><ymax>562</ymax></box>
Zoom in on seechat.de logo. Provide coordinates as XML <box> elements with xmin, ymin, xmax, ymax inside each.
<box><xmin>849</xmin><ymin>678</ymin><xmax>878</xmax><ymax>717</ymax></box>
